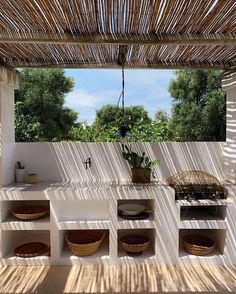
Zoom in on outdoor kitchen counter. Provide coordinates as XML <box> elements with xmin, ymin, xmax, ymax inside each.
<box><xmin>0</xmin><ymin>180</ymin><xmax>174</xmax><ymax>200</ymax></box>
<box><xmin>0</xmin><ymin>180</ymin><xmax>234</xmax><ymax>201</ymax></box>
<box><xmin>0</xmin><ymin>181</ymin><xmax>235</xmax><ymax>266</ymax></box>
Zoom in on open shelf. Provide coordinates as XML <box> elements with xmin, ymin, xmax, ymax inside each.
<box><xmin>1</xmin><ymin>215</ymin><xmax>50</xmax><ymax>230</ymax></box>
<box><xmin>180</xmin><ymin>205</ymin><xmax>227</xmax><ymax>221</ymax></box>
<box><xmin>117</xmin><ymin>216</ymin><xmax>155</xmax><ymax>229</ymax></box>
<box><xmin>0</xmin><ymin>200</ymin><xmax>50</xmax><ymax>222</ymax></box>
<box><xmin>52</xmin><ymin>199</ymin><xmax>109</xmax><ymax>222</ymax></box>
<box><xmin>118</xmin><ymin>229</ymin><xmax>155</xmax><ymax>259</ymax></box>
<box><xmin>57</xmin><ymin>220</ymin><xmax>110</xmax><ymax>230</ymax></box>
<box><xmin>179</xmin><ymin>229</ymin><xmax>226</xmax><ymax>258</ymax></box>
<box><xmin>0</xmin><ymin>230</ymin><xmax>50</xmax><ymax>264</ymax></box>
<box><xmin>176</xmin><ymin>199</ymin><xmax>232</xmax><ymax>207</ymax></box>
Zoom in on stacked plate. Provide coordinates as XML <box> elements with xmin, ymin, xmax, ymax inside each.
<box><xmin>118</xmin><ymin>204</ymin><xmax>149</xmax><ymax>220</ymax></box>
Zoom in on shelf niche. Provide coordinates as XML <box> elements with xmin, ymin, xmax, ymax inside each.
<box><xmin>0</xmin><ymin>200</ymin><xmax>50</xmax><ymax>223</ymax></box>
<box><xmin>60</xmin><ymin>229</ymin><xmax>109</xmax><ymax>261</ymax></box>
<box><xmin>180</xmin><ymin>205</ymin><xmax>227</xmax><ymax>221</ymax></box>
<box><xmin>52</xmin><ymin>199</ymin><xmax>109</xmax><ymax>222</ymax></box>
<box><xmin>118</xmin><ymin>228</ymin><xmax>155</xmax><ymax>258</ymax></box>
<box><xmin>1</xmin><ymin>230</ymin><xmax>50</xmax><ymax>259</ymax></box>
<box><xmin>117</xmin><ymin>199</ymin><xmax>155</xmax><ymax>221</ymax></box>
<box><xmin>179</xmin><ymin>229</ymin><xmax>227</xmax><ymax>257</ymax></box>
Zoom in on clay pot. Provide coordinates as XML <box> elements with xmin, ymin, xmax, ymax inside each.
<box><xmin>131</xmin><ymin>168</ymin><xmax>151</xmax><ymax>183</ymax></box>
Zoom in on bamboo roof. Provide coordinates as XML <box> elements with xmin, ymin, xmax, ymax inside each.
<box><xmin>0</xmin><ymin>0</ymin><xmax>236</xmax><ymax>69</ymax></box>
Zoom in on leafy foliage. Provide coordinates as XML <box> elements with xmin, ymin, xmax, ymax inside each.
<box><xmin>168</xmin><ymin>70</ymin><xmax>226</xmax><ymax>141</ymax></box>
<box><xmin>15</xmin><ymin>102</ymin><xmax>43</xmax><ymax>142</ymax></box>
<box><xmin>15</xmin><ymin>69</ymin><xmax>78</xmax><ymax>142</ymax></box>
<box><xmin>15</xmin><ymin>69</ymin><xmax>225</xmax><ymax>143</ymax></box>
<box><xmin>92</xmin><ymin>104</ymin><xmax>151</xmax><ymax>137</ymax></box>
<box><xmin>121</xmin><ymin>144</ymin><xmax>159</xmax><ymax>169</ymax></box>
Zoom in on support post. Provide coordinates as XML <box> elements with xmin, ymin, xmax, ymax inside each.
<box><xmin>0</xmin><ymin>66</ymin><xmax>20</xmax><ymax>186</ymax></box>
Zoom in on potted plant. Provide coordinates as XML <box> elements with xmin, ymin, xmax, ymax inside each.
<box><xmin>121</xmin><ymin>144</ymin><xmax>159</xmax><ymax>183</ymax></box>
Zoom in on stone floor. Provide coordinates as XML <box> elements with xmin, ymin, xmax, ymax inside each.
<box><xmin>0</xmin><ymin>264</ymin><xmax>236</xmax><ymax>293</ymax></box>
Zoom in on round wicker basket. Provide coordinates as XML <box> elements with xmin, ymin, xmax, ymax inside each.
<box><xmin>65</xmin><ymin>230</ymin><xmax>106</xmax><ymax>256</ymax></box>
<box><xmin>183</xmin><ymin>234</ymin><xmax>215</xmax><ymax>256</ymax></box>
<box><xmin>120</xmin><ymin>235</ymin><xmax>150</xmax><ymax>256</ymax></box>
<box><xmin>11</xmin><ymin>206</ymin><xmax>49</xmax><ymax>220</ymax></box>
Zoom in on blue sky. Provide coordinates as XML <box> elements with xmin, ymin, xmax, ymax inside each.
<box><xmin>65</xmin><ymin>69</ymin><xmax>174</xmax><ymax>125</ymax></box>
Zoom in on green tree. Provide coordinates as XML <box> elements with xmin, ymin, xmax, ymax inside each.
<box><xmin>94</xmin><ymin>104</ymin><xmax>151</xmax><ymax>128</ymax></box>
<box><xmin>68</xmin><ymin>121</ymin><xmax>96</xmax><ymax>142</ymax></box>
<box><xmin>69</xmin><ymin>104</ymin><xmax>170</xmax><ymax>142</ymax></box>
<box><xmin>91</xmin><ymin>104</ymin><xmax>151</xmax><ymax>141</ymax></box>
<box><xmin>128</xmin><ymin>120</ymin><xmax>169</xmax><ymax>142</ymax></box>
<box><xmin>15</xmin><ymin>68</ymin><xmax>78</xmax><ymax>142</ymax></box>
<box><xmin>154</xmin><ymin>109</ymin><xmax>169</xmax><ymax>122</ymax></box>
<box><xmin>15</xmin><ymin>102</ymin><xmax>43</xmax><ymax>142</ymax></box>
<box><xmin>168</xmin><ymin>70</ymin><xmax>226</xmax><ymax>141</ymax></box>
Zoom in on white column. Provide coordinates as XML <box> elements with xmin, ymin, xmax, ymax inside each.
<box><xmin>222</xmin><ymin>72</ymin><xmax>236</xmax><ymax>184</ymax></box>
<box><xmin>0</xmin><ymin>66</ymin><xmax>20</xmax><ymax>186</ymax></box>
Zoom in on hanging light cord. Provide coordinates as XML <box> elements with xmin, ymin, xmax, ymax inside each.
<box><xmin>121</xmin><ymin>66</ymin><xmax>125</xmax><ymax>115</ymax></box>
<box><xmin>117</xmin><ymin>66</ymin><xmax>125</xmax><ymax>116</ymax></box>
<box><xmin>116</xmin><ymin>66</ymin><xmax>129</xmax><ymax>138</ymax></box>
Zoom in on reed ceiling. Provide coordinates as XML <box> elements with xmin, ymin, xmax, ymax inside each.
<box><xmin>0</xmin><ymin>0</ymin><xmax>236</xmax><ymax>69</ymax></box>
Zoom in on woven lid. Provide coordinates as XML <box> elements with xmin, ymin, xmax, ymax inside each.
<box><xmin>166</xmin><ymin>170</ymin><xmax>225</xmax><ymax>194</ymax></box>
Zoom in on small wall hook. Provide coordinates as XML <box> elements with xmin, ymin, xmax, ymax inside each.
<box><xmin>83</xmin><ymin>157</ymin><xmax>91</xmax><ymax>169</ymax></box>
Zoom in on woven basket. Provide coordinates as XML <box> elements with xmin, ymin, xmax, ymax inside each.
<box><xmin>183</xmin><ymin>234</ymin><xmax>215</xmax><ymax>256</ymax></box>
<box><xmin>11</xmin><ymin>206</ymin><xmax>49</xmax><ymax>220</ymax></box>
<box><xmin>65</xmin><ymin>230</ymin><xmax>106</xmax><ymax>256</ymax></box>
<box><xmin>120</xmin><ymin>235</ymin><xmax>150</xmax><ymax>255</ymax></box>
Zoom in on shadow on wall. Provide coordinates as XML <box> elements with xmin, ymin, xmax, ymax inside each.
<box><xmin>224</xmin><ymin>98</ymin><xmax>236</xmax><ymax>184</ymax></box>
<box><xmin>15</xmin><ymin>142</ymin><xmax>224</xmax><ymax>183</ymax></box>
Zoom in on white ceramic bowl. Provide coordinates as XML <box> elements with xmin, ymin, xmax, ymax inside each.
<box><xmin>118</xmin><ymin>204</ymin><xmax>146</xmax><ymax>216</ymax></box>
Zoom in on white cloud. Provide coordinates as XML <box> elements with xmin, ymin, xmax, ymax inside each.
<box><xmin>66</xmin><ymin>89</ymin><xmax>99</xmax><ymax>108</ymax></box>
<box><xmin>66</xmin><ymin>89</ymin><xmax>119</xmax><ymax>109</ymax></box>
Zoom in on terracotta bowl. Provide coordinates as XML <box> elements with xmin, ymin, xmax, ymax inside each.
<box><xmin>120</xmin><ymin>235</ymin><xmax>150</xmax><ymax>256</ymax></box>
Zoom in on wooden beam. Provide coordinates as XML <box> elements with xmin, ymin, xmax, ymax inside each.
<box><xmin>6</xmin><ymin>60</ymin><xmax>232</xmax><ymax>70</ymax></box>
<box><xmin>118</xmin><ymin>45</ymin><xmax>128</xmax><ymax>66</ymax></box>
<box><xmin>0</xmin><ymin>32</ymin><xmax>236</xmax><ymax>46</ymax></box>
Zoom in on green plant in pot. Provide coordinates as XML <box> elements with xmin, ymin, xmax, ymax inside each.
<box><xmin>122</xmin><ymin>144</ymin><xmax>160</xmax><ymax>183</ymax></box>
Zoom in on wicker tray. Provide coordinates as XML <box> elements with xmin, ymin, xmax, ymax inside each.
<box><xmin>14</xmin><ymin>242</ymin><xmax>49</xmax><ymax>258</ymax></box>
<box><xmin>120</xmin><ymin>235</ymin><xmax>150</xmax><ymax>256</ymax></box>
<box><xmin>183</xmin><ymin>235</ymin><xmax>215</xmax><ymax>256</ymax></box>
<box><xmin>166</xmin><ymin>170</ymin><xmax>226</xmax><ymax>196</ymax></box>
<box><xmin>65</xmin><ymin>230</ymin><xmax>106</xmax><ymax>257</ymax></box>
<box><xmin>11</xmin><ymin>206</ymin><xmax>49</xmax><ymax>220</ymax></box>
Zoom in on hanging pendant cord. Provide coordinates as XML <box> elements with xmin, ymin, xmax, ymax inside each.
<box><xmin>117</xmin><ymin>65</ymin><xmax>125</xmax><ymax>113</ymax></box>
<box><xmin>121</xmin><ymin>66</ymin><xmax>125</xmax><ymax>116</ymax></box>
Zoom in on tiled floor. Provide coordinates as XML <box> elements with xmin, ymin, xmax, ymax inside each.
<box><xmin>0</xmin><ymin>264</ymin><xmax>236</xmax><ymax>293</ymax></box>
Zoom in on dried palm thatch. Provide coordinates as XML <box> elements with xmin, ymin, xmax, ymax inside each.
<box><xmin>0</xmin><ymin>0</ymin><xmax>235</xmax><ymax>69</ymax></box>
<box><xmin>166</xmin><ymin>171</ymin><xmax>226</xmax><ymax>197</ymax></box>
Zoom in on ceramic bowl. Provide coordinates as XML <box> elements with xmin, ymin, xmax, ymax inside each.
<box><xmin>118</xmin><ymin>203</ymin><xmax>146</xmax><ymax>216</ymax></box>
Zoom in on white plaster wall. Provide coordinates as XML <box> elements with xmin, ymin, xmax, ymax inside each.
<box><xmin>15</xmin><ymin>142</ymin><xmax>224</xmax><ymax>183</ymax></box>
<box><xmin>223</xmin><ymin>86</ymin><xmax>236</xmax><ymax>184</ymax></box>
